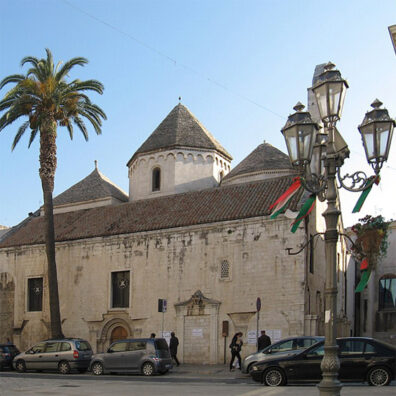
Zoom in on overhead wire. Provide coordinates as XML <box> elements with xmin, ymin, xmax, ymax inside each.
<box><xmin>62</xmin><ymin>0</ymin><xmax>285</xmax><ymax>120</ymax></box>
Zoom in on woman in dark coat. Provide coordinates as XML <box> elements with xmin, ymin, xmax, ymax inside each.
<box><xmin>229</xmin><ymin>332</ymin><xmax>243</xmax><ymax>371</ymax></box>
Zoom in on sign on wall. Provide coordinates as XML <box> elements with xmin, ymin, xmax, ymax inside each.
<box><xmin>247</xmin><ymin>330</ymin><xmax>257</xmax><ymax>344</ymax></box>
<box><xmin>192</xmin><ymin>328</ymin><xmax>203</xmax><ymax>337</ymax></box>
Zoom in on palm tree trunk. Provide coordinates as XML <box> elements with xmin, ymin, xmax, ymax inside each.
<box><xmin>40</xmin><ymin>117</ymin><xmax>63</xmax><ymax>339</ymax></box>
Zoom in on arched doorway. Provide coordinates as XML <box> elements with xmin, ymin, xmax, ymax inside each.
<box><xmin>110</xmin><ymin>326</ymin><xmax>128</xmax><ymax>344</ymax></box>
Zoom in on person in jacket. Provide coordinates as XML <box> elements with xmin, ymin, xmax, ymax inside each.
<box><xmin>257</xmin><ymin>330</ymin><xmax>271</xmax><ymax>351</ymax></box>
<box><xmin>229</xmin><ymin>332</ymin><xmax>243</xmax><ymax>371</ymax></box>
<box><xmin>169</xmin><ymin>332</ymin><xmax>180</xmax><ymax>366</ymax></box>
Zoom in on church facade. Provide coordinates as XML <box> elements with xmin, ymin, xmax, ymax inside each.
<box><xmin>0</xmin><ymin>102</ymin><xmax>350</xmax><ymax>363</ymax></box>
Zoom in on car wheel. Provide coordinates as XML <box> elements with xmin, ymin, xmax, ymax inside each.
<box><xmin>367</xmin><ymin>366</ymin><xmax>391</xmax><ymax>386</ymax></box>
<box><xmin>142</xmin><ymin>362</ymin><xmax>155</xmax><ymax>376</ymax></box>
<box><xmin>15</xmin><ymin>360</ymin><xmax>26</xmax><ymax>373</ymax></box>
<box><xmin>58</xmin><ymin>361</ymin><xmax>71</xmax><ymax>374</ymax></box>
<box><xmin>91</xmin><ymin>362</ymin><xmax>104</xmax><ymax>376</ymax></box>
<box><xmin>263</xmin><ymin>367</ymin><xmax>286</xmax><ymax>386</ymax></box>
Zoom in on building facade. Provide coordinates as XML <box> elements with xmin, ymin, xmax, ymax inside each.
<box><xmin>0</xmin><ymin>102</ymin><xmax>350</xmax><ymax>362</ymax></box>
<box><xmin>346</xmin><ymin>221</ymin><xmax>396</xmax><ymax>344</ymax></box>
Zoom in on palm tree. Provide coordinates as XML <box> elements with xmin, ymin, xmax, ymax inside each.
<box><xmin>0</xmin><ymin>49</ymin><xmax>106</xmax><ymax>338</ymax></box>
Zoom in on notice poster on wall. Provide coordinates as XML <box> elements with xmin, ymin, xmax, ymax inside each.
<box><xmin>192</xmin><ymin>328</ymin><xmax>203</xmax><ymax>337</ymax></box>
<box><xmin>161</xmin><ymin>331</ymin><xmax>171</xmax><ymax>345</ymax></box>
<box><xmin>247</xmin><ymin>330</ymin><xmax>257</xmax><ymax>344</ymax></box>
<box><xmin>266</xmin><ymin>329</ymin><xmax>282</xmax><ymax>343</ymax></box>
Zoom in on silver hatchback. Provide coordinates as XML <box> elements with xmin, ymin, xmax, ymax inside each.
<box><xmin>90</xmin><ymin>338</ymin><xmax>173</xmax><ymax>376</ymax></box>
<box><xmin>241</xmin><ymin>336</ymin><xmax>324</xmax><ymax>373</ymax></box>
<box><xmin>13</xmin><ymin>338</ymin><xmax>93</xmax><ymax>374</ymax></box>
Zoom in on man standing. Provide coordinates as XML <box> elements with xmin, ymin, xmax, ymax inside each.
<box><xmin>257</xmin><ymin>330</ymin><xmax>271</xmax><ymax>351</ymax></box>
<box><xmin>169</xmin><ymin>332</ymin><xmax>180</xmax><ymax>366</ymax></box>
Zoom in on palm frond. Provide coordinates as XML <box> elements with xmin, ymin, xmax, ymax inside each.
<box><xmin>65</xmin><ymin>120</ymin><xmax>73</xmax><ymax>140</ymax></box>
<box><xmin>55</xmin><ymin>57</ymin><xmax>88</xmax><ymax>82</ymax></box>
<box><xmin>70</xmin><ymin>80</ymin><xmax>104</xmax><ymax>94</ymax></box>
<box><xmin>11</xmin><ymin>121</ymin><xmax>30</xmax><ymax>150</ymax></box>
<box><xmin>28</xmin><ymin>128</ymin><xmax>39</xmax><ymax>148</ymax></box>
<box><xmin>21</xmin><ymin>56</ymin><xmax>39</xmax><ymax>68</ymax></box>
<box><xmin>78</xmin><ymin>110</ymin><xmax>102</xmax><ymax>135</ymax></box>
<box><xmin>45</xmin><ymin>48</ymin><xmax>54</xmax><ymax>76</ymax></box>
<box><xmin>0</xmin><ymin>75</ymin><xmax>26</xmax><ymax>90</ymax></box>
<box><xmin>0</xmin><ymin>108</ymin><xmax>26</xmax><ymax>131</ymax></box>
<box><xmin>85</xmin><ymin>103</ymin><xmax>107</xmax><ymax>120</ymax></box>
<box><xmin>73</xmin><ymin>116</ymin><xmax>89</xmax><ymax>141</ymax></box>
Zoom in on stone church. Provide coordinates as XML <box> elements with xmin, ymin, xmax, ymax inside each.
<box><xmin>0</xmin><ymin>101</ymin><xmax>350</xmax><ymax>363</ymax></box>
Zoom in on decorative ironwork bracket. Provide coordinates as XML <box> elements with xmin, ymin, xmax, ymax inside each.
<box><xmin>285</xmin><ymin>232</ymin><xmax>360</xmax><ymax>255</ymax></box>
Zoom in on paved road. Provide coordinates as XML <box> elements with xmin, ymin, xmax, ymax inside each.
<box><xmin>0</xmin><ymin>367</ymin><xmax>395</xmax><ymax>396</ymax></box>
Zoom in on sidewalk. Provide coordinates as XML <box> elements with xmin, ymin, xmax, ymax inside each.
<box><xmin>170</xmin><ymin>363</ymin><xmax>249</xmax><ymax>379</ymax></box>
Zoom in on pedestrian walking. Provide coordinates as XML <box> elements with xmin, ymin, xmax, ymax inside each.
<box><xmin>257</xmin><ymin>330</ymin><xmax>271</xmax><ymax>351</ymax></box>
<box><xmin>229</xmin><ymin>332</ymin><xmax>243</xmax><ymax>371</ymax></box>
<box><xmin>169</xmin><ymin>332</ymin><xmax>180</xmax><ymax>366</ymax></box>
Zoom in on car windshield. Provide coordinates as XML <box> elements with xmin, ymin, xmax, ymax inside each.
<box><xmin>75</xmin><ymin>341</ymin><xmax>92</xmax><ymax>351</ymax></box>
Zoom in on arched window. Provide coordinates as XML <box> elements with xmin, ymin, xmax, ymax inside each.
<box><xmin>379</xmin><ymin>274</ymin><xmax>396</xmax><ymax>310</ymax></box>
<box><xmin>152</xmin><ymin>167</ymin><xmax>161</xmax><ymax>191</ymax></box>
<box><xmin>219</xmin><ymin>171</ymin><xmax>224</xmax><ymax>181</ymax></box>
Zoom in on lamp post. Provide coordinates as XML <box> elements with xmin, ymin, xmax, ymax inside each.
<box><xmin>281</xmin><ymin>62</ymin><xmax>395</xmax><ymax>396</ymax></box>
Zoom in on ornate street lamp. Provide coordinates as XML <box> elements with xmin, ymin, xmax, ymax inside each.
<box><xmin>281</xmin><ymin>63</ymin><xmax>395</xmax><ymax>396</ymax></box>
<box><xmin>358</xmin><ymin>99</ymin><xmax>394</xmax><ymax>173</ymax></box>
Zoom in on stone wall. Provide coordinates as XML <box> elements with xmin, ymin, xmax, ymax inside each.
<box><xmin>0</xmin><ymin>215</ymin><xmax>334</xmax><ymax>361</ymax></box>
<box><xmin>128</xmin><ymin>149</ymin><xmax>231</xmax><ymax>201</ymax></box>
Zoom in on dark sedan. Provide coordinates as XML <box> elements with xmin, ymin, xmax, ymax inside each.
<box><xmin>250</xmin><ymin>337</ymin><xmax>396</xmax><ymax>387</ymax></box>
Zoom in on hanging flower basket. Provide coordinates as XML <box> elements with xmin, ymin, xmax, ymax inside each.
<box><xmin>352</xmin><ymin>215</ymin><xmax>392</xmax><ymax>293</ymax></box>
<box><xmin>357</xmin><ymin>228</ymin><xmax>384</xmax><ymax>262</ymax></box>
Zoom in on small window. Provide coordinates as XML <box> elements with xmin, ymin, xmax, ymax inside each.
<box><xmin>129</xmin><ymin>341</ymin><xmax>146</xmax><ymax>351</ymax></box>
<box><xmin>109</xmin><ymin>342</ymin><xmax>128</xmax><ymax>353</ymax></box>
<box><xmin>75</xmin><ymin>341</ymin><xmax>92</xmax><ymax>351</ymax></box>
<box><xmin>31</xmin><ymin>342</ymin><xmax>46</xmax><ymax>353</ymax></box>
<box><xmin>339</xmin><ymin>340</ymin><xmax>365</xmax><ymax>355</ymax></box>
<box><xmin>60</xmin><ymin>342</ymin><xmax>72</xmax><ymax>352</ymax></box>
<box><xmin>307</xmin><ymin>343</ymin><xmax>324</xmax><ymax>356</ymax></box>
<box><xmin>44</xmin><ymin>342</ymin><xmax>59</xmax><ymax>353</ymax></box>
<box><xmin>152</xmin><ymin>167</ymin><xmax>161</xmax><ymax>191</ymax></box>
<box><xmin>271</xmin><ymin>340</ymin><xmax>294</xmax><ymax>352</ymax></box>
<box><xmin>379</xmin><ymin>275</ymin><xmax>396</xmax><ymax>310</ymax></box>
<box><xmin>220</xmin><ymin>260</ymin><xmax>230</xmax><ymax>279</ymax></box>
<box><xmin>28</xmin><ymin>277</ymin><xmax>43</xmax><ymax>312</ymax></box>
<box><xmin>111</xmin><ymin>271</ymin><xmax>130</xmax><ymax>308</ymax></box>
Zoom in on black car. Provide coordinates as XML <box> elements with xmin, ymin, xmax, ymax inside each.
<box><xmin>0</xmin><ymin>344</ymin><xmax>20</xmax><ymax>370</ymax></box>
<box><xmin>250</xmin><ymin>337</ymin><xmax>396</xmax><ymax>387</ymax></box>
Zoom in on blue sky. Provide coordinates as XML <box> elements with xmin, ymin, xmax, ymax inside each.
<box><xmin>1</xmin><ymin>0</ymin><xmax>395</xmax><ymax>228</ymax></box>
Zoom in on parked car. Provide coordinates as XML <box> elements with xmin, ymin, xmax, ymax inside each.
<box><xmin>13</xmin><ymin>338</ymin><xmax>93</xmax><ymax>374</ymax></box>
<box><xmin>90</xmin><ymin>338</ymin><xmax>173</xmax><ymax>376</ymax></box>
<box><xmin>250</xmin><ymin>337</ymin><xmax>396</xmax><ymax>387</ymax></box>
<box><xmin>242</xmin><ymin>336</ymin><xmax>323</xmax><ymax>373</ymax></box>
<box><xmin>0</xmin><ymin>344</ymin><xmax>20</xmax><ymax>370</ymax></box>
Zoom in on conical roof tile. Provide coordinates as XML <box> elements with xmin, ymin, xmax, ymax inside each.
<box><xmin>128</xmin><ymin>103</ymin><xmax>231</xmax><ymax>165</ymax></box>
<box><xmin>53</xmin><ymin>167</ymin><xmax>128</xmax><ymax>206</ymax></box>
<box><xmin>224</xmin><ymin>142</ymin><xmax>292</xmax><ymax>181</ymax></box>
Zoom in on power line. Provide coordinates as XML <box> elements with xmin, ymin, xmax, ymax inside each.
<box><xmin>62</xmin><ymin>0</ymin><xmax>285</xmax><ymax>120</ymax></box>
